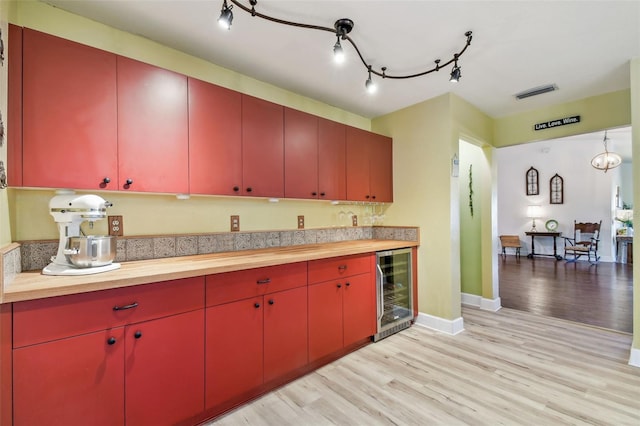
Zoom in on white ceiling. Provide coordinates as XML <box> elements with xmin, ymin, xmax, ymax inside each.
<box><xmin>41</xmin><ymin>0</ymin><xmax>636</xmax><ymax>157</ymax></box>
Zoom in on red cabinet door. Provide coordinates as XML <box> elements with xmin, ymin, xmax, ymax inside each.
<box><xmin>188</xmin><ymin>77</ymin><xmax>242</xmax><ymax>195</ymax></box>
<box><xmin>22</xmin><ymin>28</ymin><xmax>118</xmax><ymax>190</ymax></box>
<box><xmin>205</xmin><ymin>298</ymin><xmax>263</xmax><ymax>409</ymax></box>
<box><xmin>369</xmin><ymin>133</ymin><xmax>393</xmax><ymax>202</ymax></box>
<box><xmin>263</xmin><ymin>286</ymin><xmax>308</xmax><ymax>383</ymax></box>
<box><xmin>13</xmin><ymin>328</ymin><xmax>125</xmax><ymax>426</ymax></box>
<box><xmin>7</xmin><ymin>24</ymin><xmax>23</xmax><ymax>187</ymax></box>
<box><xmin>241</xmin><ymin>95</ymin><xmax>284</xmax><ymax>197</ymax></box>
<box><xmin>343</xmin><ymin>273</ymin><xmax>376</xmax><ymax>346</ymax></box>
<box><xmin>308</xmin><ymin>281</ymin><xmax>343</xmax><ymax>362</ymax></box>
<box><xmin>318</xmin><ymin>118</ymin><xmax>347</xmax><ymax>201</ymax></box>
<box><xmin>346</xmin><ymin>127</ymin><xmax>371</xmax><ymax>201</ymax></box>
<box><xmin>125</xmin><ymin>310</ymin><xmax>205</xmax><ymax>426</ymax></box>
<box><xmin>117</xmin><ymin>56</ymin><xmax>189</xmax><ymax>193</ymax></box>
<box><xmin>284</xmin><ymin>108</ymin><xmax>318</xmax><ymax>199</ymax></box>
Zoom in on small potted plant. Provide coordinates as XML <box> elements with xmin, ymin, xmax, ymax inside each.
<box><xmin>615</xmin><ymin>203</ymin><xmax>633</xmax><ymax>236</ymax></box>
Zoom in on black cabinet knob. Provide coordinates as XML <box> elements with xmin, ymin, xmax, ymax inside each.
<box><xmin>134</xmin><ymin>331</ymin><xmax>142</xmax><ymax>339</ymax></box>
<box><xmin>337</xmin><ymin>283</ymin><xmax>342</xmax><ymax>288</ymax></box>
<box><xmin>365</xmin><ymin>195</ymin><xmax>370</xmax><ymax>199</ymax></box>
<box><xmin>124</xmin><ymin>178</ymin><xmax>133</xmax><ymax>189</ymax></box>
<box><xmin>107</xmin><ymin>337</ymin><xmax>117</xmax><ymax>345</ymax></box>
<box><xmin>312</xmin><ymin>192</ymin><xmax>317</xmax><ymax>196</ymax></box>
<box><xmin>233</xmin><ymin>186</ymin><xmax>240</xmax><ymax>192</ymax></box>
<box><xmin>102</xmin><ymin>177</ymin><xmax>111</xmax><ymax>184</ymax></box>
<box><xmin>346</xmin><ymin>282</ymin><xmax>351</xmax><ymax>287</ymax></box>
<box><xmin>268</xmin><ymin>299</ymin><xmax>274</xmax><ymax>305</ymax></box>
<box><xmin>126</xmin><ymin>179</ymin><xmax>133</xmax><ymax>185</ymax></box>
<box><xmin>246</xmin><ymin>187</ymin><xmax>253</xmax><ymax>193</ymax></box>
<box><xmin>372</xmin><ymin>195</ymin><xmax>377</xmax><ymax>200</ymax></box>
<box><xmin>254</xmin><ymin>302</ymin><xmax>261</xmax><ymax>308</ymax></box>
<box><xmin>320</xmin><ymin>192</ymin><xmax>326</xmax><ymax>197</ymax></box>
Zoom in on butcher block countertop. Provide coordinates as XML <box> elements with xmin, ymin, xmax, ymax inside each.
<box><xmin>3</xmin><ymin>240</ymin><xmax>418</xmax><ymax>303</ymax></box>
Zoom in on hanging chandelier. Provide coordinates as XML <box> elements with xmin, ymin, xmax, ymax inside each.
<box><xmin>217</xmin><ymin>0</ymin><xmax>473</xmax><ymax>93</ymax></box>
<box><xmin>591</xmin><ymin>131</ymin><xmax>622</xmax><ymax>172</ymax></box>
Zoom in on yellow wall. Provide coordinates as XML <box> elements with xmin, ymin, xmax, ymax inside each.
<box><xmin>0</xmin><ymin>2</ymin><xmax>11</xmax><ymax>246</ymax></box>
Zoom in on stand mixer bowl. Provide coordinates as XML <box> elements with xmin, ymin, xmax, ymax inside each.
<box><xmin>65</xmin><ymin>235</ymin><xmax>117</xmax><ymax>268</ymax></box>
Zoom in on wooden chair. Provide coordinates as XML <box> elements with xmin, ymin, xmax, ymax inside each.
<box><xmin>563</xmin><ymin>221</ymin><xmax>602</xmax><ymax>264</ymax></box>
<box><xmin>499</xmin><ymin>235</ymin><xmax>521</xmax><ymax>258</ymax></box>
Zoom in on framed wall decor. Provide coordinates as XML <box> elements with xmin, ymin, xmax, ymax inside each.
<box><xmin>550</xmin><ymin>173</ymin><xmax>564</xmax><ymax>204</ymax></box>
<box><xmin>526</xmin><ymin>166</ymin><xmax>539</xmax><ymax>196</ymax></box>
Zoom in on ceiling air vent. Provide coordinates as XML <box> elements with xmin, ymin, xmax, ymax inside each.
<box><xmin>515</xmin><ymin>84</ymin><xmax>558</xmax><ymax>100</ymax></box>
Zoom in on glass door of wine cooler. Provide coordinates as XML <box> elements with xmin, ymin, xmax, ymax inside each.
<box><xmin>375</xmin><ymin>248</ymin><xmax>413</xmax><ymax>340</ymax></box>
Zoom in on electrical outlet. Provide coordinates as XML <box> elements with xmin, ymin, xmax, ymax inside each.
<box><xmin>230</xmin><ymin>215</ymin><xmax>240</xmax><ymax>232</ymax></box>
<box><xmin>297</xmin><ymin>215</ymin><xmax>304</xmax><ymax>229</ymax></box>
<box><xmin>108</xmin><ymin>215</ymin><xmax>123</xmax><ymax>236</ymax></box>
<box><xmin>352</xmin><ymin>215</ymin><xmax>358</xmax><ymax>226</ymax></box>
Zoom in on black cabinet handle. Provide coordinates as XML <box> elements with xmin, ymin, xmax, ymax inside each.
<box><xmin>320</xmin><ymin>192</ymin><xmax>326</xmax><ymax>197</ymax></box>
<box><xmin>365</xmin><ymin>195</ymin><xmax>370</xmax><ymax>199</ymax></box>
<box><xmin>337</xmin><ymin>283</ymin><xmax>342</xmax><ymax>288</ymax></box>
<box><xmin>113</xmin><ymin>302</ymin><xmax>138</xmax><ymax>311</ymax></box>
<box><xmin>107</xmin><ymin>337</ymin><xmax>117</xmax><ymax>345</ymax></box>
<box><xmin>102</xmin><ymin>177</ymin><xmax>111</xmax><ymax>184</ymax></box>
<box><xmin>346</xmin><ymin>282</ymin><xmax>351</xmax><ymax>287</ymax></box>
<box><xmin>312</xmin><ymin>192</ymin><xmax>317</xmax><ymax>196</ymax></box>
<box><xmin>254</xmin><ymin>302</ymin><xmax>261</xmax><ymax>308</ymax></box>
<box><xmin>268</xmin><ymin>299</ymin><xmax>274</xmax><ymax>305</ymax></box>
<box><xmin>246</xmin><ymin>187</ymin><xmax>253</xmax><ymax>193</ymax></box>
<box><xmin>338</xmin><ymin>265</ymin><xmax>347</xmax><ymax>271</ymax></box>
<box><xmin>372</xmin><ymin>195</ymin><xmax>377</xmax><ymax>200</ymax></box>
<box><xmin>257</xmin><ymin>278</ymin><xmax>271</xmax><ymax>285</ymax></box>
<box><xmin>134</xmin><ymin>331</ymin><xmax>142</xmax><ymax>339</ymax></box>
<box><xmin>124</xmin><ymin>178</ymin><xmax>133</xmax><ymax>189</ymax></box>
<box><xmin>233</xmin><ymin>186</ymin><xmax>240</xmax><ymax>192</ymax></box>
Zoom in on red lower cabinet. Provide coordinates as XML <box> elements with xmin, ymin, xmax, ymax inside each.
<box><xmin>13</xmin><ymin>328</ymin><xmax>125</xmax><ymax>426</ymax></box>
<box><xmin>125</xmin><ymin>310</ymin><xmax>205</xmax><ymax>426</ymax></box>
<box><xmin>205</xmin><ymin>286</ymin><xmax>308</xmax><ymax>409</ymax></box>
<box><xmin>205</xmin><ymin>297</ymin><xmax>264</xmax><ymax>409</ymax></box>
<box><xmin>263</xmin><ymin>286</ymin><xmax>308</xmax><ymax>383</ymax></box>
<box><xmin>343</xmin><ymin>273</ymin><xmax>376</xmax><ymax>347</ymax></box>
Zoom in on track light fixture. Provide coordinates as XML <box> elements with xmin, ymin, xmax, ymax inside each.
<box><xmin>218</xmin><ymin>0</ymin><xmax>233</xmax><ymax>30</ymax></box>
<box><xmin>217</xmin><ymin>0</ymin><xmax>473</xmax><ymax>94</ymax></box>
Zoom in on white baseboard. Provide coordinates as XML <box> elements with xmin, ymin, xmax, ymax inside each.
<box><xmin>461</xmin><ymin>293</ymin><xmax>502</xmax><ymax>312</ymax></box>
<box><xmin>629</xmin><ymin>347</ymin><xmax>640</xmax><ymax>368</ymax></box>
<box><xmin>415</xmin><ymin>312</ymin><xmax>464</xmax><ymax>335</ymax></box>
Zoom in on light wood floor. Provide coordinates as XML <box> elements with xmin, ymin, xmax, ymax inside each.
<box><xmin>208</xmin><ymin>307</ymin><xmax>639</xmax><ymax>425</ymax></box>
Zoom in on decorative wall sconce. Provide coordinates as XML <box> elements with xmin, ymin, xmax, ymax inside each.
<box><xmin>591</xmin><ymin>130</ymin><xmax>622</xmax><ymax>172</ymax></box>
<box><xmin>217</xmin><ymin>0</ymin><xmax>473</xmax><ymax>93</ymax></box>
<box><xmin>526</xmin><ymin>166</ymin><xmax>539</xmax><ymax>195</ymax></box>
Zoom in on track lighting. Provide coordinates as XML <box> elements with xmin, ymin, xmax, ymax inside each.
<box><xmin>591</xmin><ymin>131</ymin><xmax>622</xmax><ymax>172</ymax></box>
<box><xmin>449</xmin><ymin>55</ymin><xmax>461</xmax><ymax>82</ymax></box>
<box><xmin>365</xmin><ymin>66</ymin><xmax>377</xmax><ymax>94</ymax></box>
<box><xmin>217</xmin><ymin>0</ymin><xmax>233</xmax><ymax>30</ymax></box>
<box><xmin>217</xmin><ymin>1</ymin><xmax>473</xmax><ymax>91</ymax></box>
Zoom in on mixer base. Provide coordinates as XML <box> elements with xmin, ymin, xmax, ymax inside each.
<box><xmin>42</xmin><ymin>262</ymin><xmax>121</xmax><ymax>276</ymax></box>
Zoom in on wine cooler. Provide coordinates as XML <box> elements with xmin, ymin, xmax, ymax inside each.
<box><xmin>374</xmin><ymin>248</ymin><xmax>414</xmax><ymax>341</ymax></box>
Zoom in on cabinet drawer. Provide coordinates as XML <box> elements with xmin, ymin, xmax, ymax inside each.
<box><xmin>308</xmin><ymin>253</ymin><xmax>372</xmax><ymax>284</ymax></box>
<box><xmin>206</xmin><ymin>262</ymin><xmax>307</xmax><ymax>306</ymax></box>
<box><xmin>13</xmin><ymin>276</ymin><xmax>204</xmax><ymax>348</ymax></box>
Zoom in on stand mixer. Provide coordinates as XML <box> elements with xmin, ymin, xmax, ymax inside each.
<box><xmin>43</xmin><ymin>191</ymin><xmax>121</xmax><ymax>276</ymax></box>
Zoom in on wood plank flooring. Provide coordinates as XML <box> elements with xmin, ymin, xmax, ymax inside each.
<box><xmin>499</xmin><ymin>256</ymin><xmax>633</xmax><ymax>333</ymax></box>
<box><xmin>208</xmin><ymin>308</ymin><xmax>640</xmax><ymax>425</ymax></box>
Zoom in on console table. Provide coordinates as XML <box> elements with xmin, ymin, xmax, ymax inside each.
<box><xmin>525</xmin><ymin>231</ymin><xmax>563</xmax><ymax>260</ymax></box>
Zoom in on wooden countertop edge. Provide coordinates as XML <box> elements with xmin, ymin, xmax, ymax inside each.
<box><xmin>3</xmin><ymin>240</ymin><xmax>418</xmax><ymax>303</ymax></box>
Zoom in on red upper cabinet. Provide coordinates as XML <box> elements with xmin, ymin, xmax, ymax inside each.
<box><xmin>346</xmin><ymin>127</ymin><xmax>393</xmax><ymax>202</ymax></box>
<box><xmin>241</xmin><ymin>95</ymin><xmax>284</xmax><ymax>198</ymax></box>
<box><xmin>346</xmin><ymin>127</ymin><xmax>371</xmax><ymax>202</ymax></box>
<box><xmin>7</xmin><ymin>24</ymin><xmax>23</xmax><ymax>187</ymax></box>
<box><xmin>369</xmin><ymin>133</ymin><xmax>393</xmax><ymax>202</ymax></box>
<box><xmin>318</xmin><ymin>118</ymin><xmax>347</xmax><ymax>201</ymax></box>
<box><xmin>22</xmin><ymin>28</ymin><xmax>118</xmax><ymax>190</ymax></box>
<box><xmin>117</xmin><ymin>56</ymin><xmax>189</xmax><ymax>193</ymax></box>
<box><xmin>284</xmin><ymin>108</ymin><xmax>319</xmax><ymax>199</ymax></box>
<box><xmin>188</xmin><ymin>78</ymin><xmax>242</xmax><ymax>196</ymax></box>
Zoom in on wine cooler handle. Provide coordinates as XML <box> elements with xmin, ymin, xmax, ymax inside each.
<box><xmin>376</xmin><ymin>263</ymin><xmax>384</xmax><ymax>321</ymax></box>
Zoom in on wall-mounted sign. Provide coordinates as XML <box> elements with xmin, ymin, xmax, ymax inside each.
<box><xmin>534</xmin><ymin>115</ymin><xmax>580</xmax><ymax>131</ymax></box>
